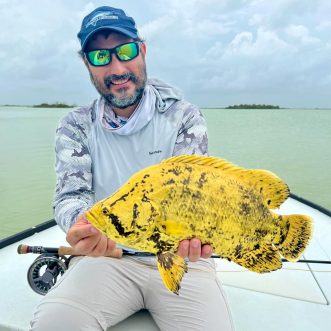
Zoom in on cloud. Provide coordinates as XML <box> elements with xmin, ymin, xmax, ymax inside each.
<box><xmin>140</xmin><ymin>15</ymin><xmax>176</xmax><ymax>40</ymax></box>
<box><xmin>0</xmin><ymin>0</ymin><xmax>331</xmax><ymax>108</ymax></box>
<box><xmin>285</xmin><ymin>25</ymin><xmax>321</xmax><ymax>45</ymax></box>
<box><xmin>226</xmin><ymin>28</ymin><xmax>289</xmax><ymax>56</ymax></box>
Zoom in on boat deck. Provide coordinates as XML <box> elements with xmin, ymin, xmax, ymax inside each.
<box><xmin>0</xmin><ymin>197</ymin><xmax>330</xmax><ymax>330</ymax></box>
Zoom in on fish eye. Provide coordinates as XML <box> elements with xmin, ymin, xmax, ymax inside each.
<box><xmin>102</xmin><ymin>207</ymin><xmax>108</xmax><ymax>215</ymax></box>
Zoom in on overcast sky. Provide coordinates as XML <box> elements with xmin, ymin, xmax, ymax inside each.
<box><xmin>1</xmin><ymin>0</ymin><xmax>331</xmax><ymax>108</ymax></box>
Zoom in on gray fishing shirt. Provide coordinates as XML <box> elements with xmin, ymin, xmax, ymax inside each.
<box><xmin>54</xmin><ymin>78</ymin><xmax>208</xmax><ymax>232</ymax></box>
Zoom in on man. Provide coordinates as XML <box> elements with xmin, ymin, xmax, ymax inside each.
<box><xmin>30</xmin><ymin>6</ymin><xmax>233</xmax><ymax>331</ymax></box>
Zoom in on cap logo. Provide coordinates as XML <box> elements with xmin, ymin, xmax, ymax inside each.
<box><xmin>86</xmin><ymin>12</ymin><xmax>119</xmax><ymax>28</ymax></box>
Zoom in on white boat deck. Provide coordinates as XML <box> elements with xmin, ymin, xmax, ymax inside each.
<box><xmin>0</xmin><ymin>197</ymin><xmax>330</xmax><ymax>330</ymax></box>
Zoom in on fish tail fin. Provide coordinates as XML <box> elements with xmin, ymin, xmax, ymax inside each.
<box><xmin>273</xmin><ymin>213</ymin><xmax>313</xmax><ymax>261</ymax></box>
<box><xmin>156</xmin><ymin>252</ymin><xmax>188</xmax><ymax>295</ymax></box>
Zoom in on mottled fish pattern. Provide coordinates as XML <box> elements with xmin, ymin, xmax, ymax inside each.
<box><xmin>86</xmin><ymin>155</ymin><xmax>313</xmax><ymax>294</ymax></box>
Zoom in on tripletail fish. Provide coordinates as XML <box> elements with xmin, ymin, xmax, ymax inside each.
<box><xmin>85</xmin><ymin>155</ymin><xmax>313</xmax><ymax>294</ymax></box>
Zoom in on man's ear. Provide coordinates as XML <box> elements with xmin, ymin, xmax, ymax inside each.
<box><xmin>83</xmin><ymin>56</ymin><xmax>89</xmax><ymax>68</ymax></box>
<box><xmin>140</xmin><ymin>42</ymin><xmax>147</xmax><ymax>57</ymax></box>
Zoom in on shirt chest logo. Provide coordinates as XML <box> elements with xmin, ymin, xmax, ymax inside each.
<box><xmin>149</xmin><ymin>150</ymin><xmax>162</xmax><ymax>155</ymax></box>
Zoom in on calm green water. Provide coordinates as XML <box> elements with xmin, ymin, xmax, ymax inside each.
<box><xmin>0</xmin><ymin>106</ymin><xmax>330</xmax><ymax>239</ymax></box>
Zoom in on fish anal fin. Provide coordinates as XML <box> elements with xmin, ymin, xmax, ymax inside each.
<box><xmin>156</xmin><ymin>252</ymin><xmax>188</xmax><ymax>294</ymax></box>
<box><xmin>233</xmin><ymin>243</ymin><xmax>282</xmax><ymax>273</ymax></box>
<box><xmin>273</xmin><ymin>213</ymin><xmax>313</xmax><ymax>261</ymax></box>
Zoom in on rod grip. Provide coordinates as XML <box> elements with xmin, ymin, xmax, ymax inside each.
<box><xmin>57</xmin><ymin>246</ymin><xmax>75</xmax><ymax>256</ymax></box>
<box><xmin>57</xmin><ymin>246</ymin><xmax>123</xmax><ymax>258</ymax></box>
<box><xmin>17</xmin><ymin>244</ymin><xmax>123</xmax><ymax>259</ymax></box>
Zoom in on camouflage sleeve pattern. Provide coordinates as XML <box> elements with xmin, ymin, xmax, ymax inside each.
<box><xmin>173</xmin><ymin>103</ymin><xmax>209</xmax><ymax>156</ymax></box>
<box><xmin>53</xmin><ymin>105</ymin><xmax>95</xmax><ymax>232</ymax></box>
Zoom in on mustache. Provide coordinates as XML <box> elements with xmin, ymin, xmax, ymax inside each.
<box><xmin>104</xmin><ymin>72</ymin><xmax>137</xmax><ymax>88</ymax></box>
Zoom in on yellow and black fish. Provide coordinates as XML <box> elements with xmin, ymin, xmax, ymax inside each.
<box><xmin>85</xmin><ymin>155</ymin><xmax>313</xmax><ymax>294</ymax></box>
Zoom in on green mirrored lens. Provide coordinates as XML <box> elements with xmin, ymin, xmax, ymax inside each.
<box><xmin>88</xmin><ymin>50</ymin><xmax>111</xmax><ymax>66</ymax></box>
<box><xmin>86</xmin><ymin>43</ymin><xmax>139</xmax><ymax>66</ymax></box>
<box><xmin>116</xmin><ymin>43</ymin><xmax>138</xmax><ymax>61</ymax></box>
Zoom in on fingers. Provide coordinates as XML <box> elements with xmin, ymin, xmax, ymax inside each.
<box><xmin>177</xmin><ymin>239</ymin><xmax>190</xmax><ymax>258</ymax></box>
<box><xmin>201</xmin><ymin>244</ymin><xmax>213</xmax><ymax>259</ymax></box>
<box><xmin>188</xmin><ymin>238</ymin><xmax>201</xmax><ymax>262</ymax></box>
<box><xmin>67</xmin><ymin>216</ymin><xmax>121</xmax><ymax>257</ymax></box>
<box><xmin>106</xmin><ymin>247</ymin><xmax>123</xmax><ymax>258</ymax></box>
<box><xmin>105</xmin><ymin>239</ymin><xmax>118</xmax><ymax>255</ymax></box>
<box><xmin>177</xmin><ymin>238</ymin><xmax>201</xmax><ymax>262</ymax></box>
<box><xmin>66</xmin><ymin>216</ymin><xmax>97</xmax><ymax>246</ymax></box>
<box><xmin>71</xmin><ymin>230</ymin><xmax>102</xmax><ymax>256</ymax></box>
<box><xmin>88</xmin><ymin>237</ymin><xmax>121</xmax><ymax>257</ymax></box>
<box><xmin>66</xmin><ymin>225</ymin><xmax>98</xmax><ymax>246</ymax></box>
<box><xmin>177</xmin><ymin>238</ymin><xmax>213</xmax><ymax>262</ymax></box>
<box><xmin>87</xmin><ymin>234</ymin><xmax>108</xmax><ymax>257</ymax></box>
<box><xmin>63</xmin><ymin>212</ymin><xmax>124</xmax><ymax>257</ymax></box>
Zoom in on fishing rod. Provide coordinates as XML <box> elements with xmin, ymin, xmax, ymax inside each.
<box><xmin>17</xmin><ymin>244</ymin><xmax>331</xmax><ymax>295</ymax></box>
<box><xmin>18</xmin><ymin>244</ymin><xmax>331</xmax><ymax>264</ymax></box>
<box><xmin>17</xmin><ymin>244</ymin><xmax>123</xmax><ymax>257</ymax></box>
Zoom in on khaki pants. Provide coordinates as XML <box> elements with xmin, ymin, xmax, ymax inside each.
<box><xmin>30</xmin><ymin>256</ymin><xmax>234</xmax><ymax>331</ymax></box>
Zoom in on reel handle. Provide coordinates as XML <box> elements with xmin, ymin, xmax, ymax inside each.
<box><xmin>17</xmin><ymin>244</ymin><xmax>123</xmax><ymax>258</ymax></box>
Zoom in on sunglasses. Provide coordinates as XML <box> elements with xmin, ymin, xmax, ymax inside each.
<box><xmin>85</xmin><ymin>42</ymin><xmax>140</xmax><ymax>67</ymax></box>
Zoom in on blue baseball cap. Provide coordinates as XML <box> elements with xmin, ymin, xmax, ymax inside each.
<box><xmin>77</xmin><ymin>6</ymin><xmax>139</xmax><ymax>51</ymax></box>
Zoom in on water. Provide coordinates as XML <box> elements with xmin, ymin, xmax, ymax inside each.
<box><xmin>0</xmin><ymin>107</ymin><xmax>68</xmax><ymax>239</ymax></box>
<box><xmin>203</xmin><ymin>108</ymin><xmax>331</xmax><ymax>208</ymax></box>
<box><xmin>0</xmin><ymin>106</ymin><xmax>330</xmax><ymax>239</ymax></box>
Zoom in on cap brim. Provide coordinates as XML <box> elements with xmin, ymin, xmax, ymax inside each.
<box><xmin>81</xmin><ymin>26</ymin><xmax>138</xmax><ymax>51</ymax></box>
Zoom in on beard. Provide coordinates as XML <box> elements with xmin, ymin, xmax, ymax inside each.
<box><xmin>88</xmin><ymin>62</ymin><xmax>147</xmax><ymax>109</ymax></box>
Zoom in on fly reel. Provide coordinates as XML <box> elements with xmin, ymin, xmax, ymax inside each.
<box><xmin>27</xmin><ymin>254</ymin><xmax>69</xmax><ymax>295</ymax></box>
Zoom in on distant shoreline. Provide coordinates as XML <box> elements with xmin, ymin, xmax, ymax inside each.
<box><xmin>202</xmin><ymin>107</ymin><xmax>331</xmax><ymax>110</ymax></box>
<box><xmin>1</xmin><ymin>103</ymin><xmax>76</xmax><ymax>108</ymax></box>
<box><xmin>33</xmin><ymin>103</ymin><xmax>76</xmax><ymax>108</ymax></box>
<box><xmin>225</xmin><ymin>104</ymin><xmax>280</xmax><ymax>109</ymax></box>
<box><xmin>1</xmin><ymin>104</ymin><xmax>330</xmax><ymax>110</ymax></box>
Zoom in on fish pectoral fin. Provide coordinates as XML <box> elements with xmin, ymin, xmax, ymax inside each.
<box><xmin>156</xmin><ymin>252</ymin><xmax>188</xmax><ymax>295</ymax></box>
<box><xmin>234</xmin><ymin>242</ymin><xmax>282</xmax><ymax>273</ymax></box>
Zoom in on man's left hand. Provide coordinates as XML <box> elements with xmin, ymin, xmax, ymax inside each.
<box><xmin>177</xmin><ymin>238</ymin><xmax>213</xmax><ymax>262</ymax></box>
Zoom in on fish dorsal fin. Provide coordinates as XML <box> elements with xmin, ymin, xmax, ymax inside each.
<box><xmin>162</xmin><ymin>155</ymin><xmax>234</xmax><ymax>168</ymax></box>
<box><xmin>162</xmin><ymin>155</ymin><xmax>289</xmax><ymax>209</ymax></box>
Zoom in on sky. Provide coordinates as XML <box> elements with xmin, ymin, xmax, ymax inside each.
<box><xmin>1</xmin><ymin>0</ymin><xmax>331</xmax><ymax>108</ymax></box>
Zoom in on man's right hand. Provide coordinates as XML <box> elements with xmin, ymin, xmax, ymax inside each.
<box><xmin>66</xmin><ymin>215</ymin><xmax>122</xmax><ymax>257</ymax></box>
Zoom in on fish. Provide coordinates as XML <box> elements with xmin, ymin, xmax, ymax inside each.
<box><xmin>85</xmin><ymin>155</ymin><xmax>313</xmax><ymax>294</ymax></box>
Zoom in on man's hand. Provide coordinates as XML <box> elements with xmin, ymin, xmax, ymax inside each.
<box><xmin>66</xmin><ymin>215</ymin><xmax>122</xmax><ymax>257</ymax></box>
<box><xmin>177</xmin><ymin>238</ymin><xmax>213</xmax><ymax>262</ymax></box>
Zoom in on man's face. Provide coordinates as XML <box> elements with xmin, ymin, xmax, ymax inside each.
<box><xmin>84</xmin><ymin>32</ymin><xmax>147</xmax><ymax>111</ymax></box>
